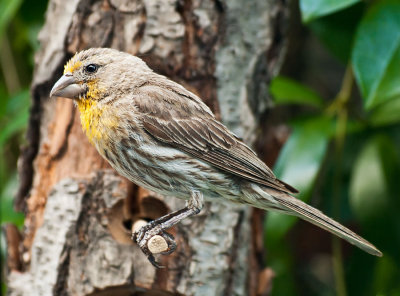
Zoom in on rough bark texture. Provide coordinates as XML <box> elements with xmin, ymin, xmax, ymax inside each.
<box><xmin>6</xmin><ymin>0</ymin><xmax>288</xmax><ymax>295</ymax></box>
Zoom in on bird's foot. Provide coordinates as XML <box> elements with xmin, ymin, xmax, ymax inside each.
<box><xmin>132</xmin><ymin>223</ymin><xmax>177</xmax><ymax>268</ymax></box>
<box><xmin>131</xmin><ymin>192</ymin><xmax>203</xmax><ymax>268</ymax></box>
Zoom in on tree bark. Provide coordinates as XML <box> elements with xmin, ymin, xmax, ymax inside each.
<box><xmin>6</xmin><ymin>0</ymin><xmax>288</xmax><ymax>295</ymax></box>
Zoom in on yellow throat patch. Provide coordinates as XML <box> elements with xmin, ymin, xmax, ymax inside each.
<box><xmin>76</xmin><ymin>82</ymin><xmax>117</xmax><ymax>144</ymax></box>
<box><xmin>77</xmin><ymin>99</ymin><xmax>103</xmax><ymax>143</ymax></box>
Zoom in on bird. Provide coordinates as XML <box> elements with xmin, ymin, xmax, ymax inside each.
<box><xmin>50</xmin><ymin>48</ymin><xmax>382</xmax><ymax>267</ymax></box>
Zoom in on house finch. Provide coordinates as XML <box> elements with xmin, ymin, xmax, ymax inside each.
<box><xmin>50</xmin><ymin>48</ymin><xmax>382</xmax><ymax>267</ymax></box>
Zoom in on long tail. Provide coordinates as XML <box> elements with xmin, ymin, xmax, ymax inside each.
<box><xmin>255</xmin><ymin>189</ymin><xmax>382</xmax><ymax>257</ymax></box>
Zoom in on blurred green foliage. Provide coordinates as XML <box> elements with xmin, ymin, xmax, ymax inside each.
<box><xmin>300</xmin><ymin>0</ymin><xmax>361</xmax><ymax>23</ymax></box>
<box><xmin>0</xmin><ymin>0</ymin><xmax>47</xmax><ymax>293</ymax></box>
<box><xmin>268</xmin><ymin>0</ymin><xmax>400</xmax><ymax>295</ymax></box>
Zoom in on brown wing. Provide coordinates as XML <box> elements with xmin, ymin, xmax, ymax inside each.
<box><xmin>134</xmin><ymin>78</ymin><xmax>298</xmax><ymax>194</ymax></box>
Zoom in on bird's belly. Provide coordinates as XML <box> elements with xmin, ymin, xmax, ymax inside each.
<box><xmin>98</xmin><ymin>140</ymin><xmax>241</xmax><ymax>201</ymax></box>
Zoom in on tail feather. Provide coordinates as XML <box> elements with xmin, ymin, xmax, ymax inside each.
<box><xmin>265</xmin><ymin>194</ymin><xmax>382</xmax><ymax>257</ymax></box>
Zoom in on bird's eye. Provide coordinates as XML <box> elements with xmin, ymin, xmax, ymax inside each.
<box><xmin>85</xmin><ymin>64</ymin><xmax>98</xmax><ymax>73</ymax></box>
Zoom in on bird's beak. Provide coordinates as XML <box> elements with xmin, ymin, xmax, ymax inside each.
<box><xmin>50</xmin><ymin>73</ymin><xmax>86</xmax><ymax>99</ymax></box>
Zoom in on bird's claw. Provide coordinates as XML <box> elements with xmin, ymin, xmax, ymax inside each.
<box><xmin>131</xmin><ymin>223</ymin><xmax>177</xmax><ymax>268</ymax></box>
<box><xmin>147</xmin><ymin>253</ymin><xmax>164</xmax><ymax>269</ymax></box>
<box><xmin>159</xmin><ymin>231</ymin><xmax>177</xmax><ymax>255</ymax></box>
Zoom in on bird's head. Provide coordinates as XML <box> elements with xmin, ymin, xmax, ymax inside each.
<box><xmin>50</xmin><ymin>48</ymin><xmax>152</xmax><ymax>104</ymax></box>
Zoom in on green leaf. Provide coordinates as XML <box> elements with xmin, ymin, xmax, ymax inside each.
<box><xmin>309</xmin><ymin>3</ymin><xmax>364</xmax><ymax>62</ymax></box>
<box><xmin>0</xmin><ymin>175</ymin><xmax>24</xmax><ymax>226</ymax></box>
<box><xmin>0</xmin><ymin>111</ymin><xmax>29</xmax><ymax>145</ymax></box>
<box><xmin>0</xmin><ymin>90</ymin><xmax>30</xmax><ymax>145</ymax></box>
<box><xmin>0</xmin><ymin>0</ymin><xmax>23</xmax><ymax>38</ymax></box>
<box><xmin>270</xmin><ymin>76</ymin><xmax>324</xmax><ymax>108</ymax></box>
<box><xmin>0</xmin><ymin>85</ymin><xmax>8</xmax><ymax>117</ymax></box>
<box><xmin>266</xmin><ymin>116</ymin><xmax>332</xmax><ymax>240</ymax></box>
<box><xmin>349</xmin><ymin>135</ymin><xmax>400</xmax><ymax>261</ymax></box>
<box><xmin>352</xmin><ymin>0</ymin><xmax>400</xmax><ymax>109</ymax></box>
<box><xmin>274</xmin><ymin>116</ymin><xmax>332</xmax><ymax>193</ymax></box>
<box><xmin>372</xmin><ymin>255</ymin><xmax>400</xmax><ymax>293</ymax></box>
<box><xmin>300</xmin><ymin>0</ymin><xmax>360</xmax><ymax>23</ymax></box>
<box><xmin>265</xmin><ymin>212</ymin><xmax>298</xmax><ymax>242</ymax></box>
<box><xmin>264</xmin><ymin>241</ymin><xmax>297</xmax><ymax>296</ymax></box>
<box><xmin>349</xmin><ymin>135</ymin><xmax>395</xmax><ymax>221</ymax></box>
<box><xmin>370</xmin><ymin>97</ymin><xmax>400</xmax><ymax>126</ymax></box>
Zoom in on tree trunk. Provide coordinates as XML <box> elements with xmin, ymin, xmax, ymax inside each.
<box><xmin>6</xmin><ymin>0</ymin><xmax>288</xmax><ymax>295</ymax></box>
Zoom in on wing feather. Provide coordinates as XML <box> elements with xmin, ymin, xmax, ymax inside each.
<box><xmin>134</xmin><ymin>78</ymin><xmax>298</xmax><ymax>194</ymax></box>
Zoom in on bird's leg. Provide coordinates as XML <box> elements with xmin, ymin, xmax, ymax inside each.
<box><xmin>132</xmin><ymin>190</ymin><xmax>204</xmax><ymax>267</ymax></box>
